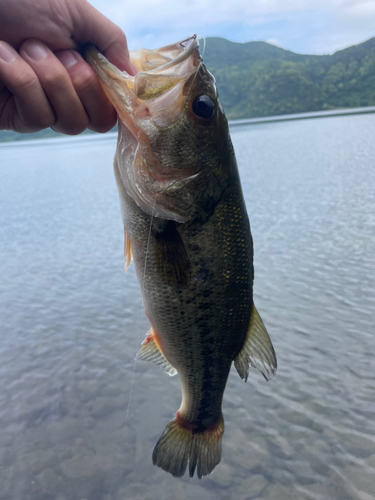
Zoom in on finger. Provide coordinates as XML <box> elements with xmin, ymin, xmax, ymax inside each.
<box><xmin>20</xmin><ymin>39</ymin><xmax>89</xmax><ymax>135</ymax></box>
<box><xmin>0</xmin><ymin>41</ymin><xmax>55</xmax><ymax>133</ymax></box>
<box><xmin>55</xmin><ymin>49</ymin><xmax>117</xmax><ymax>133</ymax></box>
<box><xmin>72</xmin><ymin>0</ymin><xmax>137</xmax><ymax>74</ymax></box>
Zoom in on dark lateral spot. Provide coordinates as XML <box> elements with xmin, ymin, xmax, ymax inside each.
<box><xmin>198</xmin><ymin>301</ymin><xmax>210</xmax><ymax>310</ymax></box>
<box><xmin>196</xmin><ymin>269</ymin><xmax>209</xmax><ymax>283</ymax></box>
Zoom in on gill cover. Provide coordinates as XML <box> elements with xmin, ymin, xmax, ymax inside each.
<box><xmin>85</xmin><ymin>36</ymin><xmax>213</xmax><ymax>222</ymax></box>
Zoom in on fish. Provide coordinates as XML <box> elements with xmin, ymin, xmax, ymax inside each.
<box><xmin>85</xmin><ymin>35</ymin><xmax>277</xmax><ymax>479</ymax></box>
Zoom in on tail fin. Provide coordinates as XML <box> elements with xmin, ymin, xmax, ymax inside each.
<box><xmin>152</xmin><ymin>413</ymin><xmax>224</xmax><ymax>479</ymax></box>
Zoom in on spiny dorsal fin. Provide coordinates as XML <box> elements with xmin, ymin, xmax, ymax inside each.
<box><xmin>124</xmin><ymin>227</ymin><xmax>133</xmax><ymax>272</ymax></box>
<box><xmin>234</xmin><ymin>304</ymin><xmax>277</xmax><ymax>382</ymax></box>
<box><xmin>137</xmin><ymin>330</ymin><xmax>177</xmax><ymax>377</ymax></box>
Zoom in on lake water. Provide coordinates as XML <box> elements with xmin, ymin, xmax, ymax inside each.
<box><xmin>0</xmin><ymin>113</ymin><xmax>374</xmax><ymax>500</ymax></box>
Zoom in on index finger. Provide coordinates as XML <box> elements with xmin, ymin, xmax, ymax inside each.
<box><xmin>0</xmin><ymin>41</ymin><xmax>55</xmax><ymax>132</ymax></box>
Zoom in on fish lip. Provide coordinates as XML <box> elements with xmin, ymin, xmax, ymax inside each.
<box><xmin>134</xmin><ymin>35</ymin><xmax>199</xmax><ymax>74</ymax></box>
<box><xmin>84</xmin><ymin>44</ymin><xmax>127</xmax><ymax>79</ymax></box>
<box><xmin>84</xmin><ymin>35</ymin><xmax>201</xmax><ymax>98</ymax></box>
<box><xmin>85</xmin><ymin>37</ymin><xmax>210</xmax><ymax>223</ymax></box>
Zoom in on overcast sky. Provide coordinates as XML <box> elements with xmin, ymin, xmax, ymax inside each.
<box><xmin>89</xmin><ymin>0</ymin><xmax>374</xmax><ymax>55</ymax></box>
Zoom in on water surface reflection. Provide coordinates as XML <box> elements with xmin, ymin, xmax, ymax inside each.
<box><xmin>0</xmin><ymin>114</ymin><xmax>374</xmax><ymax>500</ymax></box>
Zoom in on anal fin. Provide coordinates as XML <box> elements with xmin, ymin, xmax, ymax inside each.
<box><xmin>234</xmin><ymin>304</ymin><xmax>277</xmax><ymax>382</ymax></box>
<box><xmin>124</xmin><ymin>227</ymin><xmax>133</xmax><ymax>272</ymax></box>
<box><xmin>137</xmin><ymin>329</ymin><xmax>177</xmax><ymax>376</ymax></box>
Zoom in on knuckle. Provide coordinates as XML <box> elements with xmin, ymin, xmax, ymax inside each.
<box><xmin>42</xmin><ymin>67</ymin><xmax>67</xmax><ymax>91</ymax></box>
<box><xmin>72</xmin><ymin>66</ymin><xmax>96</xmax><ymax>93</ymax></box>
<box><xmin>89</xmin><ymin>116</ymin><xmax>116</xmax><ymax>134</ymax></box>
<box><xmin>56</xmin><ymin>115</ymin><xmax>89</xmax><ymax>136</ymax></box>
<box><xmin>115</xmin><ymin>30</ymin><xmax>128</xmax><ymax>47</ymax></box>
<box><xmin>70</xmin><ymin>121</ymin><xmax>88</xmax><ymax>135</ymax></box>
<box><xmin>36</xmin><ymin>114</ymin><xmax>55</xmax><ymax>130</ymax></box>
<box><xmin>24</xmin><ymin>111</ymin><xmax>54</xmax><ymax>132</ymax></box>
<box><xmin>87</xmin><ymin>103</ymin><xmax>116</xmax><ymax>134</ymax></box>
<box><xmin>15</xmin><ymin>69</ymin><xmax>39</xmax><ymax>93</ymax></box>
<box><xmin>14</xmin><ymin>75</ymin><xmax>55</xmax><ymax>129</ymax></box>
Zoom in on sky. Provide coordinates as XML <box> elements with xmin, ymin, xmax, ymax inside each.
<box><xmin>90</xmin><ymin>0</ymin><xmax>375</xmax><ymax>55</ymax></box>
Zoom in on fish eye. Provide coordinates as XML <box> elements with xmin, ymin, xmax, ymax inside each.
<box><xmin>192</xmin><ymin>95</ymin><xmax>215</xmax><ymax>119</ymax></box>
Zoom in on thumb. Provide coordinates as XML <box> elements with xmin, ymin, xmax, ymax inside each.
<box><xmin>71</xmin><ymin>0</ymin><xmax>137</xmax><ymax>74</ymax></box>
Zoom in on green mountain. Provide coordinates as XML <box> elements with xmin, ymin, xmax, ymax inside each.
<box><xmin>200</xmin><ymin>36</ymin><xmax>375</xmax><ymax>119</ymax></box>
<box><xmin>1</xmin><ymin>36</ymin><xmax>375</xmax><ymax>142</ymax></box>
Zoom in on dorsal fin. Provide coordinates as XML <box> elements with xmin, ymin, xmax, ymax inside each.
<box><xmin>234</xmin><ymin>304</ymin><xmax>277</xmax><ymax>382</ymax></box>
<box><xmin>137</xmin><ymin>329</ymin><xmax>177</xmax><ymax>376</ymax></box>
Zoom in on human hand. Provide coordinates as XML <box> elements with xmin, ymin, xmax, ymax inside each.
<box><xmin>0</xmin><ymin>0</ymin><xmax>136</xmax><ymax>135</ymax></box>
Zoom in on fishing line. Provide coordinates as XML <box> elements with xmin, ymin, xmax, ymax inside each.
<box><xmin>109</xmin><ymin>196</ymin><xmax>156</xmax><ymax>495</ymax></box>
<box><xmin>186</xmin><ymin>50</ymin><xmax>203</xmax><ymax>101</ymax></box>
<box><xmin>201</xmin><ymin>36</ymin><xmax>206</xmax><ymax>58</ymax></box>
<box><xmin>125</xmin><ymin>195</ymin><xmax>156</xmax><ymax>423</ymax></box>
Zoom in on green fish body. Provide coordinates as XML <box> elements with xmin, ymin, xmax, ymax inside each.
<box><xmin>86</xmin><ymin>35</ymin><xmax>277</xmax><ymax>479</ymax></box>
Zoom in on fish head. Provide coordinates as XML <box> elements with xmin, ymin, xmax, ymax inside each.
<box><xmin>85</xmin><ymin>36</ymin><xmax>233</xmax><ymax>223</ymax></box>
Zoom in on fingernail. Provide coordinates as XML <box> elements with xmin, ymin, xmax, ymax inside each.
<box><xmin>24</xmin><ymin>40</ymin><xmax>48</xmax><ymax>60</ymax></box>
<box><xmin>55</xmin><ymin>50</ymin><xmax>78</xmax><ymax>69</ymax></box>
<box><xmin>0</xmin><ymin>41</ymin><xmax>16</xmax><ymax>63</ymax></box>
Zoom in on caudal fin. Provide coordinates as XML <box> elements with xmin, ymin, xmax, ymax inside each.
<box><xmin>152</xmin><ymin>414</ymin><xmax>224</xmax><ymax>479</ymax></box>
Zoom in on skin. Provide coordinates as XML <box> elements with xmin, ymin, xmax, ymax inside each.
<box><xmin>0</xmin><ymin>0</ymin><xmax>136</xmax><ymax>135</ymax></box>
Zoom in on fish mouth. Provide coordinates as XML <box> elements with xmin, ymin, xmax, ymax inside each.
<box><xmin>85</xmin><ymin>36</ymin><xmax>206</xmax><ymax>223</ymax></box>
<box><xmin>85</xmin><ymin>35</ymin><xmax>201</xmax><ymax>104</ymax></box>
<box><xmin>84</xmin><ymin>35</ymin><xmax>203</xmax><ymax>161</ymax></box>
<box><xmin>130</xmin><ymin>35</ymin><xmax>199</xmax><ymax>73</ymax></box>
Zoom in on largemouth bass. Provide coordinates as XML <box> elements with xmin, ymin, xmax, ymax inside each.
<box><xmin>85</xmin><ymin>35</ymin><xmax>277</xmax><ymax>479</ymax></box>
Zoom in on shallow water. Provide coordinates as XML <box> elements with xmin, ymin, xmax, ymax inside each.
<box><xmin>0</xmin><ymin>113</ymin><xmax>374</xmax><ymax>500</ymax></box>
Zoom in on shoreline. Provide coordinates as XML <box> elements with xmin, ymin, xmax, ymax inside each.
<box><xmin>228</xmin><ymin>106</ymin><xmax>375</xmax><ymax>127</ymax></box>
<box><xmin>1</xmin><ymin>106</ymin><xmax>375</xmax><ymax>145</ymax></box>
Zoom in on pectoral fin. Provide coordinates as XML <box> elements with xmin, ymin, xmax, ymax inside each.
<box><xmin>234</xmin><ymin>304</ymin><xmax>277</xmax><ymax>382</ymax></box>
<box><xmin>124</xmin><ymin>227</ymin><xmax>133</xmax><ymax>272</ymax></box>
<box><xmin>152</xmin><ymin>221</ymin><xmax>190</xmax><ymax>288</ymax></box>
<box><xmin>137</xmin><ymin>329</ymin><xmax>177</xmax><ymax>376</ymax></box>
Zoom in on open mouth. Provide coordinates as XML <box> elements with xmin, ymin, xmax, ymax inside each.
<box><xmin>84</xmin><ymin>36</ymin><xmax>212</xmax><ymax>224</ymax></box>
<box><xmin>85</xmin><ymin>35</ymin><xmax>201</xmax><ymax>102</ymax></box>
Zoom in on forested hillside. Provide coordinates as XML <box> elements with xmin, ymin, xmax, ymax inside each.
<box><xmin>201</xmin><ymin>37</ymin><xmax>375</xmax><ymax>119</ymax></box>
<box><xmin>1</xmin><ymin>36</ymin><xmax>375</xmax><ymax>141</ymax></box>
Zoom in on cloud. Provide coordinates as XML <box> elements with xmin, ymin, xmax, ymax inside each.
<box><xmin>88</xmin><ymin>0</ymin><xmax>375</xmax><ymax>54</ymax></box>
<box><xmin>332</xmin><ymin>0</ymin><xmax>375</xmax><ymax>16</ymax></box>
<box><xmin>266</xmin><ymin>38</ymin><xmax>282</xmax><ymax>47</ymax></box>
<box><xmin>94</xmin><ymin>0</ymin><xmax>323</xmax><ymax>29</ymax></box>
